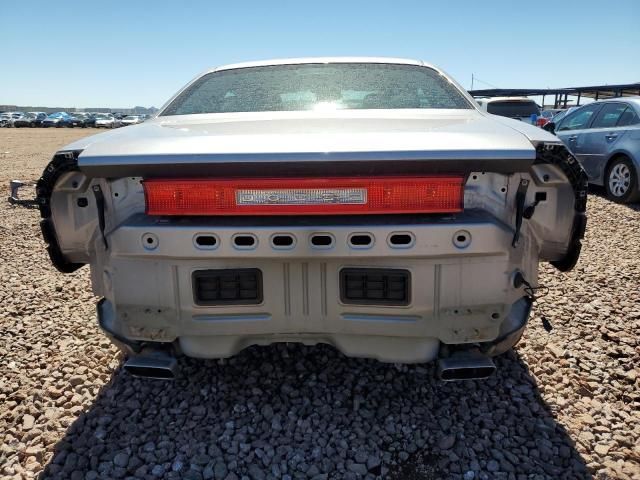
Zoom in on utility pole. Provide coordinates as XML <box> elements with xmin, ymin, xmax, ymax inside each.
<box><xmin>471</xmin><ymin>74</ymin><xmax>474</xmax><ymax>90</ymax></box>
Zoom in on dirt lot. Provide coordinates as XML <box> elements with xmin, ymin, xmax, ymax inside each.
<box><xmin>0</xmin><ymin>128</ymin><xmax>639</xmax><ymax>480</ymax></box>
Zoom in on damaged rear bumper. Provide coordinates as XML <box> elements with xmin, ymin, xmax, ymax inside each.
<box><xmin>95</xmin><ymin>213</ymin><xmax>536</xmax><ymax>363</ymax></box>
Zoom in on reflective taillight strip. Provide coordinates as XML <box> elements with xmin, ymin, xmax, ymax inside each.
<box><xmin>143</xmin><ymin>176</ymin><xmax>464</xmax><ymax>216</ymax></box>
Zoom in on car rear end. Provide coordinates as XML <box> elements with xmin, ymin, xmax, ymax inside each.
<box><xmin>34</xmin><ymin>60</ymin><xmax>586</xmax><ymax>380</ymax></box>
<box><xmin>481</xmin><ymin>98</ymin><xmax>542</xmax><ymax>125</ymax></box>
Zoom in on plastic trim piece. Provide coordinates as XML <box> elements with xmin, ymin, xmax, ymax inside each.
<box><xmin>534</xmin><ymin>144</ymin><xmax>588</xmax><ymax>272</ymax></box>
<box><xmin>36</xmin><ymin>151</ymin><xmax>85</xmax><ymax>273</ymax></box>
<box><xmin>192</xmin><ymin>268</ymin><xmax>263</xmax><ymax>306</ymax></box>
<box><xmin>340</xmin><ymin>268</ymin><xmax>411</xmax><ymax>306</ymax></box>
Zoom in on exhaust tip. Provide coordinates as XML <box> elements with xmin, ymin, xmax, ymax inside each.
<box><xmin>439</xmin><ymin>365</ymin><xmax>496</xmax><ymax>381</ymax></box>
<box><xmin>124</xmin><ymin>365</ymin><xmax>176</xmax><ymax>380</ymax></box>
<box><xmin>437</xmin><ymin>351</ymin><xmax>496</xmax><ymax>381</ymax></box>
<box><xmin>124</xmin><ymin>353</ymin><xmax>177</xmax><ymax>380</ymax></box>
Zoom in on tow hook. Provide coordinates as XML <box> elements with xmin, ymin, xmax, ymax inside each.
<box><xmin>8</xmin><ymin>180</ymin><xmax>39</xmax><ymax>208</ymax></box>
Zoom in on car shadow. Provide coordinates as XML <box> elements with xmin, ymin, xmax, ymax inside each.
<box><xmin>588</xmin><ymin>185</ymin><xmax>640</xmax><ymax>212</ymax></box>
<box><xmin>40</xmin><ymin>345</ymin><xmax>591</xmax><ymax>480</ymax></box>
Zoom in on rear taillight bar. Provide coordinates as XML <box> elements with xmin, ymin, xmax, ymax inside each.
<box><xmin>142</xmin><ymin>176</ymin><xmax>464</xmax><ymax>216</ymax></box>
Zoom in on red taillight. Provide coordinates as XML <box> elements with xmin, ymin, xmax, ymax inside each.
<box><xmin>537</xmin><ymin>117</ymin><xmax>549</xmax><ymax>127</ymax></box>
<box><xmin>143</xmin><ymin>176</ymin><xmax>464</xmax><ymax>216</ymax></box>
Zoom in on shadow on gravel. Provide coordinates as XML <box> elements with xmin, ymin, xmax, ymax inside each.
<box><xmin>41</xmin><ymin>344</ymin><xmax>591</xmax><ymax>480</ymax></box>
<box><xmin>588</xmin><ymin>185</ymin><xmax>640</xmax><ymax>212</ymax></box>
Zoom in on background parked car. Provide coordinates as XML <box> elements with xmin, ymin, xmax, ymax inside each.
<box><xmin>120</xmin><ymin>115</ymin><xmax>144</xmax><ymax>126</ymax></box>
<box><xmin>543</xmin><ymin>106</ymin><xmax>579</xmax><ymax>130</ymax></box>
<box><xmin>538</xmin><ymin>108</ymin><xmax>565</xmax><ymax>128</ymax></box>
<box><xmin>73</xmin><ymin>113</ymin><xmax>101</xmax><ymax>128</ymax></box>
<box><xmin>13</xmin><ymin>112</ymin><xmax>47</xmax><ymax>127</ymax></box>
<box><xmin>476</xmin><ymin>97</ymin><xmax>542</xmax><ymax>125</ymax></box>
<box><xmin>42</xmin><ymin>112</ymin><xmax>73</xmax><ymax>128</ymax></box>
<box><xmin>67</xmin><ymin>113</ymin><xmax>87</xmax><ymax>128</ymax></box>
<box><xmin>548</xmin><ymin>98</ymin><xmax>640</xmax><ymax>203</ymax></box>
<box><xmin>68</xmin><ymin>112</ymin><xmax>98</xmax><ymax>128</ymax></box>
<box><xmin>541</xmin><ymin>108</ymin><xmax>564</xmax><ymax>120</ymax></box>
<box><xmin>83</xmin><ymin>113</ymin><xmax>99</xmax><ymax>127</ymax></box>
<box><xmin>0</xmin><ymin>112</ymin><xmax>26</xmax><ymax>127</ymax></box>
<box><xmin>94</xmin><ymin>113</ymin><xmax>120</xmax><ymax>128</ymax></box>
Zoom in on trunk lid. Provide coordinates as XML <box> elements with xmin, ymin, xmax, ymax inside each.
<box><xmin>64</xmin><ymin>110</ymin><xmax>539</xmax><ymax>177</ymax></box>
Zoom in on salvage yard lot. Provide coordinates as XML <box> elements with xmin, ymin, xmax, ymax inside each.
<box><xmin>0</xmin><ymin>129</ymin><xmax>638</xmax><ymax>480</ymax></box>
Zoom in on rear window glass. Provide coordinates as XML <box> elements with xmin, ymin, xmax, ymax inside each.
<box><xmin>591</xmin><ymin>103</ymin><xmax>627</xmax><ymax>129</ymax></box>
<box><xmin>161</xmin><ymin>63</ymin><xmax>472</xmax><ymax>115</ymax></box>
<box><xmin>617</xmin><ymin>107</ymin><xmax>639</xmax><ymax>127</ymax></box>
<box><xmin>486</xmin><ymin>101</ymin><xmax>540</xmax><ymax>118</ymax></box>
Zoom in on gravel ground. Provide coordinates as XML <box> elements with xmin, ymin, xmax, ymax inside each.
<box><xmin>0</xmin><ymin>129</ymin><xmax>638</xmax><ymax>480</ymax></box>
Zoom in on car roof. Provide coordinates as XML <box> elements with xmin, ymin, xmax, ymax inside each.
<box><xmin>208</xmin><ymin>56</ymin><xmax>428</xmax><ymax>73</ymax></box>
<box><xmin>478</xmin><ymin>97</ymin><xmax>537</xmax><ymax>103</ymax></box>
<box><xmin>592</xmin><ymin>96</ymin><xmax>640</xmax><ymax>107</ymax></box>
<box><xmin>563</xmin><ymin>97</ymin><xmax>640</xmax><ymax>112</ymax></box>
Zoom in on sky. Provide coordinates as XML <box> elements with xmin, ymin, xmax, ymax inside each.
<box><xmin>1</xmin><ymin>0</ymin><xmax>639</xmax><ymax>108</ymax></box>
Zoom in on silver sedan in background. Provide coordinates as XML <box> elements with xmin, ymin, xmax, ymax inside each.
<box><xmin>549</xmin><ymin>98</ymin><xmax>640</xmax><ymax>203</ymax></box>
<box><xmin>120</xmin><ymin>115</ymin><xmax>145</xmax><ymax>126</ymax></box>
<box><xmin>94</xmin><ymin>113</ymin><xmax>120</xmax><ymax>129</ymax></box>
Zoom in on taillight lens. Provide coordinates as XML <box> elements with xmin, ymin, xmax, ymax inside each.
<box><xmin>143</xmin><ymin>176</ymin><xmax>464</xmax><ymax>216</ymax></box>
<box><xmin>537</xmin><ymin>117</ymin><xmax>549</xmax><ymax>127</ymax></box>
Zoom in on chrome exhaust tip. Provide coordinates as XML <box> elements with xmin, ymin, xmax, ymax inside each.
<box><xmin>437</xmin><ymin>351</ymin><xmax>496</xmax><ymax>381</ymax></box>
<box><xmin>124</xmin><ymin>351</ymin><xmax>178</xmax><ymax>380</ymax></box>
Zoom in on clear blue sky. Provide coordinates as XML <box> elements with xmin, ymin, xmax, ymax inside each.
<box><xmin>2</xmin><ymin>0</ymin><xmax>638</xmax><ymax>108</ymax></box>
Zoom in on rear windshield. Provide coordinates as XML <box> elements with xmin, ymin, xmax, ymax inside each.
<box><xmin>161</xmin><ymin>63</ymin><xmax>472</xmax><ymax>115</ymax></box>
<box><xmin>487</xmin><ymin>101</ymin><xmax>540</xmax><ymax>118</ymax></box>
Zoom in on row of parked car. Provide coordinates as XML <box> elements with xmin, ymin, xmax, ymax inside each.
<box><xmin>477</xmin><ymin>96</ymin><xmax>640</xmax><ymax>203</ymax></box>
<box><xmin>0</xmin><ymin>111</ymin><xmax>150</xmax><ymax>128</ymax></box>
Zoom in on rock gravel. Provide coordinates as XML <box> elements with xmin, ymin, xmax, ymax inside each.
<box><xmin>1</xmin><ymin>129</ymin><xmax>639</xmax><ymax>480</ymax></box>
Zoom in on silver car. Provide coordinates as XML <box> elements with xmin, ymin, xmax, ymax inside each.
<box><xmin>120</xmin><ymin>115</ymin><xmax>145</xmax><ymax>126</ymax></box>
<box><xmin>94</xmin><ymin>113</ymin><xmax>119</xmax><ymax>128</ymax></box>
<box><xmin>551</xmin><ymin>98</ymin><xmax>640</xmax><ymax>202</ymax></box>
<box><xmin>0</xmin><ymin>111</ymin><xmax>26</xmax><ymax>127</ymax></box>
<box><xmin>33</xmin><ymin>58</ymin><xmax>586</xmax><ymax>380</ymax></box>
